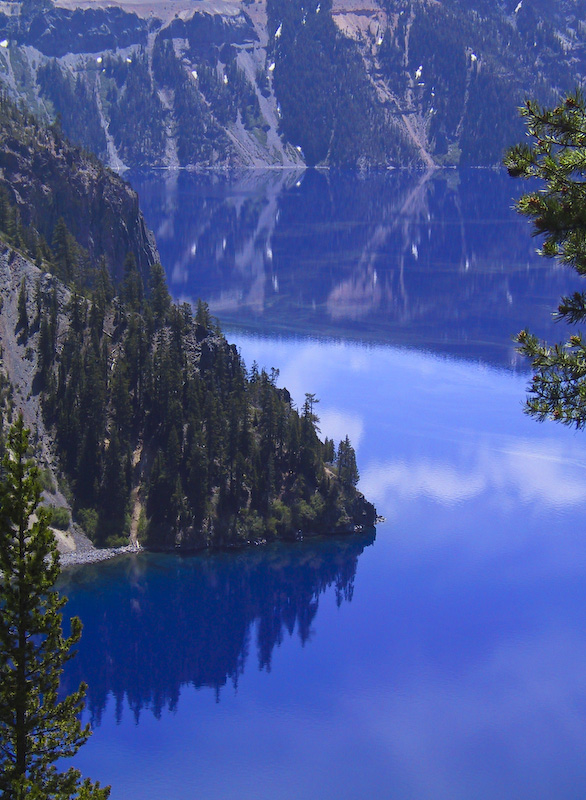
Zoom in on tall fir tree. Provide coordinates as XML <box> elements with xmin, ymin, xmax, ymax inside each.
<box><xmin>0</xmin><ymin>415</ymin><xmax>109</xmax><ymax>799</ymax></box>
<box><xmin>337</xmin><ymin>435</ymin><xmax>359</xmax><ymax>487</ymax></box>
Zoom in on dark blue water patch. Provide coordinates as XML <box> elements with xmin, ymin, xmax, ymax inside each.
<box><xmin>59</xmin><ymin>533</ymin><xmax>375</xmax><ymax>726</ymax></box>
<box><xmin>58</xmin><ymin>515</ymin><xmax>586</xmax><ymax>730</ymax></box>
<box><xmin>129</xmin><ymin>168</ymin><xmax>578</xmax><ymax>368</ymax></box>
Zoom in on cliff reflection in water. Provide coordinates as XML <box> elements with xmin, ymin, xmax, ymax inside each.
<box><xmin>59</xmin><ymin>533</ymin><xmax>374</xmax><ymax>724</ymax></box>
<box><xmin>130</xmin><ymin>168</ymin><xmax>578</xmax><ymax>368</ymax></box>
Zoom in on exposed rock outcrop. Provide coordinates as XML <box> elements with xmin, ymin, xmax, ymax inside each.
<box><xmin>16</xmin><ymin>6</ymin><xmax>149</xmax><ymax>57</ymax></box>
<box><xmin>0</xmin><ymin>102</ymin><xmax>159</xmax><ymax>282</ymax></box>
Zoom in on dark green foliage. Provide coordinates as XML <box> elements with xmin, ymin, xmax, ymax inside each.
<box><xmin>0</xmin><ymin>416</ymin><xmax>109</xmax><ymax>798</ymax></box>
<box><xmin>46</xmin><ymin>504</ymin><xmax>70</xmax><ymax>530</ymax></box>
<box><xmin>323</xmin><ymin>436</ymin><xmax>335</xmax><ymax>463</ymax></box>
<box><xmin>0</xmin><ymin>184</ymin><xmax>51</xmax><ymax>272</ymax></box>
<box><xmin>121</xmin><ymin>253</ymin><xmax>144</xmax><ymax>313</ymax></box>
<box><xmin>0</xmin><ymin>92</ymin><xmax>157</xmax><ymax>280</ymax></box>
<box><xmin>505</xmin><ymin>90</ymin><xmax>586</xmax><ymax>426</ymax></box>
<box><xmin>37</xmin><ymin>467</ymin><xmax>55</xmax><ymax>494</ymax></box>
<box><xmin>379</xmin><ymin>0</ymin><xmax>577</xmax><ymax>165</ymax></box>
<box><xmin>149</xmin><ymin>262</ymin><xmax>171</xmax><ymax>325</ymax></box>
<box><xmin>173</xmin><ymin>73</ymin><xmax>227</xmax><ymax>166</ymax></box>
<box><xmin>225</xmin><ymin>60</ymin><xmax>268</xmax><ymax>135</ymax></box>
<box><xmin>37</xmin><ymin>61</ymin><xmax>107</xmax><ymax>160</ymax></box>
<box><xmin>107</xmin><ymin>53</ymin><xmax>166</xmax><ymax>166</ymax></box>
<box><xmin>51</xmin><ymin>217</ymin><xmax>91</xmax><ymax>287</ymax></box>
<box><xmin>152</xmin><ymin>36</ymin><xmax>184</xmax><ymax>89</ymax></box>
<box><xmin>408</xmin><ymin>6</ymin><xmax>468</xmax><ymax>143</ymax></box>
<box><xmin>152</xmin><ymin>36</ymin><xmax>230</xmax><ymax>165</ymax></box>
<box><xmin>37</xmin><ymin>275</ymin><xmax>374</xmax><ymax>548</ymax></box>
<box><xmin>197</xmin><ymin>64</ymin><xmax>237</xmax><ymax>126</ymax></box>
<box><xmin>459</xmin><ymin>69</ymin><xmax>525</xmax><ymax>166</ymax></box>
<box><xmin>267</xmin><ymin>0</ymin><xmax>400</xmax><ymax>166</ymax></box>
<box><xmin>337</xmin><ymin>435</ymin><xmax>359</xmax><ymax>487</ymax></box>
<box><xmin>22</xmin><ymin>36</ymin><xmax>237</xmax><ymax>168</ymax></box>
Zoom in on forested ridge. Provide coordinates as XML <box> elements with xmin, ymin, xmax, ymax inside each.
<box><xmin>376</xmin><ymin>0</ymin><xmax>578</xmax><ymax>165</ymax></box>
<box><xmin>0</xmin><ymin>97</ymin><xmax>375</xmax><ymax>551</ymax></box>
<box><xmin>30</xmin><ymin>259</ymin><xmax>374</xmax><ymax>549</ymax></box>
<box><xmin>0</xmin><ymin>93</ymin><xmax>158</xmax><ymax>283</ymax></box>
<box><xmin>267</xmin><ymin>0</ymin><xmax>413</xmax><ymax>166</ymax></box>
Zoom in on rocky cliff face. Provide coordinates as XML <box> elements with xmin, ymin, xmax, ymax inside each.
<box><xmin>0</xmin><ymin>0</ymin><xmax>301</xmax><ymax>169</ymax></box>
<box><xmin>0</xmin><ymin>0</ymin><xmax>583</xmax><ymax>168</ymax></box>
<box><xmin>17</xmin><ymin>4</ymin><xmax>148</xmax><ymax>57</ymax></box>
<box><xmin>0</xmin><ymin>99</ymin><xmax>159</xmax><ymax>281</ymax></box>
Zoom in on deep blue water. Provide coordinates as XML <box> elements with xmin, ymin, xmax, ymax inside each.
<box><xmin>60</xmin><ymin>170</ymin><xmax>586</xmax><ymax>799</ymax></box>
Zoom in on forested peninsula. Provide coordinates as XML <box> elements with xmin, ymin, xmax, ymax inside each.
<box><xmin>0</xmin><ymin>96</ymin><xmax>375</xmax><ymax>554</ymax></box>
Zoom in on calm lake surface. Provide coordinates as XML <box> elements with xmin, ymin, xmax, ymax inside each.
<box><xmin>61</xmin><ymin>170</ymin><xmax>586</xmax><ymax>799</ymax></box>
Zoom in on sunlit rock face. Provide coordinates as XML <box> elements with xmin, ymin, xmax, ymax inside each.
<box><xmin>0</xmin><ymin>0</ymin><xmax>301</xmax><ymax>169</ymax></box>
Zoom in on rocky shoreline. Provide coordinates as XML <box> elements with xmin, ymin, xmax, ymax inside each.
<box><xmin>58</xmin><ymin>523</ymin><xmax>381</xmax><ymax>568</ymax></box>
<box><xmin>59</xmin><ymin>543</ymin><xmax>141</xmax><ymax>569</ymax></box>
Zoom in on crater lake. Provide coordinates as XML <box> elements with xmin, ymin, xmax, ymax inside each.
<box><xmin>60</xmin><ymin>169</ymin><xmax>586</xmax><ymax>800</ymax></box>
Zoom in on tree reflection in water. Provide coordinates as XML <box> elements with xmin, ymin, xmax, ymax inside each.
<box><xmin>58</xmin><ymin>532</ymin><xmax>375</xmax><ymax>725</ymax></box>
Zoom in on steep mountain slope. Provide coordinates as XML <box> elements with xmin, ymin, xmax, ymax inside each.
<box><xmin>0</xmin><ymin>0</ymin><xmax>302</xmax><ymax>168</ymax></box>
<box><xmin>0</xmin><ymin>97</ymin><xmax>375</xmax><ymax>552</ymax></box>
<box><xmin>0</xmin><ymin>96</ymin><xmax>159</xmax><ymax>281</ymax></box>
<box><xmin>343</xmin><ymin>0</ymin><xmax>586</xmax><ymax>165</ymax></box>
<box><xmin>0</xmin><ymin>0</ymin><xmax>583</xmax><ymax>167</ymax></box>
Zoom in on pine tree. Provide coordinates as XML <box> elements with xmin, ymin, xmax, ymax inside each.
<box><xmin>323</xmin><ymin>437</ymin><xmax>335</xmax><ymax>463</ymax></box>
<box><xmin>51</xmin><ymin>218</ymin><xmax>75</xmax><ymax>284</ymax></box>
<box><xmin>337</xmin><ymin>435</ymin><xmax>359</xmax><ymax>487</ymax></box>
<box><xmin>0</xmin><ymin>415</ymin><xmax>110</xmax><ymax>798</ymax></box>
<box><xmin>121</xmin><ymin>253</ymin><xmax>144</xmax><ymax>314</ymax></box>
<box><xmin>505</xmin><ymin>90</ymin><xmax>586</xmax><ymax>426</ymax></box>
<box><xmin>149</xmin><ymin>262</ymin><xmax>171</xmax><ymax>326</ymax></box>
<box><xmin>194</xmin><ymin>299</ymin><xmax>212</xmax><ymax>341</ymax></box>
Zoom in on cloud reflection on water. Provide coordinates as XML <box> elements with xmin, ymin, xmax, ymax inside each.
<box><xmin>362</xmin><ymin>438</ymin><xmax>586</xmax><ymax>510</ymax></box>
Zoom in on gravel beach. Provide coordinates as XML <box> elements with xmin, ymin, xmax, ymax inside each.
<box><xmin>59</xmin><ymin>544</ymin><xmax>141</xmax><ymax>568</ymax></box>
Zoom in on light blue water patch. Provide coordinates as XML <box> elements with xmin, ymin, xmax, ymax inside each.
<box><xmin>63</xmin><ymin>340</ymin><xmax>586</xmax><ymax>800</ymax></box>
